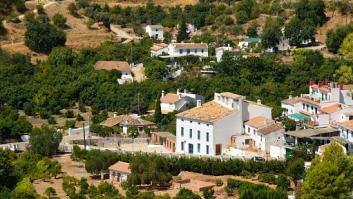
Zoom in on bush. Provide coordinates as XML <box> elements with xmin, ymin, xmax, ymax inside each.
<box><xmin>25</xmin><ymin>20</ymin><xmax>66</xmax><ymax>54</ymax></box>
<box><xmin>258</xmin><ymin>173</ymin><xmax>276</xmax><ymax>184</ymax></box>
<box><xmin>227</xmin><ymin>178</ymin><xmax>241</xmax><ymax>189</ymax></box>
<box><xmin>275</xmin><ymin>174</ymin><xmax>290</xmax><ymax>190</ymax></box>
<box><xmin>39</xmin><ymin>110</ymin><xmax>50</xmax><ymax>119</ymax></box>
<box><xmin>65</xmin><ymin>120</ymin><xmax>76</xmax><ymax>128</ymax></box>
<box><xmin>52</xmin><ymin>13</ymin><xmax>67</xmax><ymax>28</ymax></box>
<box><xmin>47</xmin><ymin>116</ymin><xmax>57</xmax><ymax>124</ymax></box>
<box><xmin>23</xmin><ymin>102</ymin><xmax>35</xmax><ymax>116</ymax></box>
<box><xmin>214</xmin><ymin>178</ymin><xmax>223</xmax><ymax>186</ymax></box>
<box><xmin>240</xmin><ymin>170</ymin><xmax>254</xmax><ymax>178</ymax></box>
<box><xmin>68</xmin><ymin>3</ymin><xmax>78</xmax><ymax>16</ymax></box>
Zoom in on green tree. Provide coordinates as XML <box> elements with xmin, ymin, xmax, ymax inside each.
<box><xmin>261</xmin><ymin>17</ymin><xmax>282</xmax><ymax>51</ymax></box>
<box><xmin>282</xmin><ymin>117</ymin><xmax>296</xmax><ymax>131</ymax></box>
<box><xmin>145</xmin><ymin>59</ymin><xmax>169</xmax><ymax>80</ymax></box>
<box><xmin>10</xmin><ymin>177</ymin><xmax>37</xmax><ymax>199</ymax></box>
<box><xmin>177</xmin><ymin>19</ymin><xmax>189</xmax><ymax>42</ymax></box>
<box><xmin>0</xmin><ymin>149</ymin><xmax>16</xmax><ymax>190</ymax></box>
<box><xmin>286</xmin><ymin>158</ymin><xmax>305</xmax><ymax>186</ymax></box>
<box><xmin>23</xmin><ymin>102</ymin><xmax>35</xmax><ymax>116</ymax></box>
<box><xmin>338</xmin><ymin>33</ymin><xmax>353</xmax><ymax>60</ymax></box>
<box><xmin>25</xmin><ymin>20</ymin><xmax>66</xmax><ymax>54</ymax></box>
<box><xmin>302</xmin><ymin>142</ymin><xmax>353</xmax><ymax>198</ymax></box>
<box><xmin>52</xmin><ymin>13</ymin><xmax>67</xmax><ymax>28</ymax></box>
<box><xmin>29</xmin><ymin>126</ymin><xmax>63</xmax><ymax>156</ymax></box>
<box><xmin>48</xmin><ymin>47</ymin><xmax>75</xmax><ymax>66</ymax></box>
<box><xmin>336</xmin><ymin>65</ymin><xmax>353</xmax><ymax>83</ymax></box>
<box><xmin>45</xmin><ymin>187</ymin><xmax>57</xmax><ymax>199</ymax></box>
<box><xmin>174</xmin><ymin>188</ymin><xmax>201</xmax><ymax>199</ymax></box>
<box><xmin>68</xmin><ymin>3</ymin><xmax>78</xmax><ymax>16</ymax></box>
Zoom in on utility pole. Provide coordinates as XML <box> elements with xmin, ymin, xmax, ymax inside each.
<box><xmin>137</xmin><ymin>93</ymin><xmax>140</xmax><ymax>115</ymax></box>
<box><xmin>83</xmin><ymin>123</ymin><xmax>86</xmax><ymax>150</ymax></box>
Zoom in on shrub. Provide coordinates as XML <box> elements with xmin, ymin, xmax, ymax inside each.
<box><xmin>227</xmin><ymin>178</ymin><xmax>241</xmax><ymax>189</ymax></box>
<box><xmin>240</xmin><ymin>170</ymin><xmax>254</xmax><ymax>178</ymax></box>
<box><xmin>275</xmin><ymin>174</ymin><xmax>290</xmax><ymax>190</ymax></box>
<box><xmin>47</xmin><ymin>116</ymin><xmax>57</xmax><ymax>124</ymax></box>
<box><xmin>65</xmin><ymin>120</ymin><xmax>76</xmax><ymax>128</ymax></box>
<box><xmin>258</xmin><ymin>173</ymin><xmax>276</xmax><ymax>184</ymax></box>
<box><xmin>68</xmin><ymin>3</ymin><xmax>78</xmax><ymax>16</ymax></box>
<box><xmin>52</xmin><ymin>13</ymin><xmax>67</xmax><ymax>28</ymax></box>
<box><xmin>86</xmin><ymin>18</ymin><xmax>94</xmax><ymax>29</ymax></box>
<box><xmin>214</xmin><ymin>178</ymin><xmax>223</xmax><ymax>186</ymax></box>
<box><xmin>39</xmin><ymin>110</ymin><xmax>50</xmax><ymax>119</ymax></box>
<box><xmin>23</xmin><ymin>102</ymin><xmax>35</xmax><ymax>116</ymax></box>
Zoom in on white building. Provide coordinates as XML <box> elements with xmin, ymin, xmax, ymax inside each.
<box><xmin>160</xmin><ymin>89</ymin><xmax>204</xmax><ymax>114</ymax></box>
<box><xmin>215</xmin><ymin>45</ymin><xmax>233</xmax><ymax>62</ymax></box>
<box><xmin>145</xmin><ymin>25</ymin><xmax>164</xmax><ymax>40</ymax></box>
<box><xmin>108</xmin><ymin>161</ymin><xmax>131</xmax><ymax>182</ymax></box>
<box><xmin>150</xmin><ymin>43</ymin><xmax>169</xmax><ymax>57</ymax></box>
<box><xmin>281</xmin><ymin>81</ymin><xmax>353</xmax><ymax>128</ymax></box>
<box><xmin>94</xmin><ymin>61</ymin><xmax>133</xmax><ymax>84</ymax></box>
<box><xmin>167</xmin><ymin>43</ymin><xmax>208</xmax><ymax>58</ymax></box>
<box><xmin>238</xmin><ymin>37</ymin><xmax>261</xmax><ymax>50</ymax></box>
<box><xmin>176</xmin><ymin>92</ymin><xmax>271</xmax><ymax>156</ymax></box>
<box><xmin>242</xmin><ymin>116</ymin><xmax>285</xmax><ymax>152</ymax></box>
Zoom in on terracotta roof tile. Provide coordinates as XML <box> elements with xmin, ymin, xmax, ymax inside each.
<box><xmin>176</xmin><ymin>101</ymin><xmax>232</xmax><ymax>123</ymax></box>
<box><xmin>245</xmin><ymin>116</ymin><xmax>274</xmax><ymax>129</ymax></box>
<box><xmin>94</xmin><ymin>61</ymin><xmax>130</xmax><ymax>72</ymax></box>
<box><xmin>299</xmin><ymin>97</ymin><xmax>320</xmax><ymax>106</ymax></box>
<box><xmin>108</xmin><ymin>161</ymin><xmax>131</xmax><ymax>174</ymax></box>
<box><xmin>338</xmin><ymin>120</ymin><xmax>353</xmax><ymax>130</ymax></box>
<box><xmin>160</xmin><ymin>93</ymin><xmax>181</xmax><ymax>104</ymax></box>
<box><xmin>258</xmin><ymin>123</ymin><xmax>284</xmax><ymax>135</ymax></box>
<box><xmin>151</xmin><ymin>43</ymin><xmax>168</xmax><ymax>51</ymax></box>
<box><xmin>172</xmin><ymin>43</ymin><xmax>208</xmax><ymax>49</ymax></box>
<box><xmin>320</xmin><ymin>103</ymin><xmax>340</xmax><ymax>114</ymax></box>
<box><xmin>101</xmin><ymin>115</ymin><xmax>155</xmax><ymax>127</ymax></box>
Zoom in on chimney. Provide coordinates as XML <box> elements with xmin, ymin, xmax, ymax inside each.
<box><xmin>179</xmin><ymin>93</ymin><xmax>182</xmax><ymax>99</ymax></box>
<box><xmin>161</xmin><ymin>90</ymin><xmax>165</xmax><ymax>97</ymax></box>
<box><xmin>184</xmin><ymin>89</ymin><xmax>187</xmax><ymax>94</ymax></box>
<box><xmin>177</xmin><ymin>89</ymin><xmax>180</xmax><ymax>94</ymax></box>
<box><xmin>289</xmin><ymin>95</ymin><xmax>293</xmax><ymax>100</ymax></box>
<box><xmin>196</xmin><ymin>100</ymin><xmax>202</xmax><ymax>107</ymax></box>
<box><xmin>257</xmin><ymin>99</ymin><xmax>261</xmax><ymax>105</ymax></box>
<box><xmin>113</xmin><ymin>112</ymin><xmax>117</xmax><ymax>118</ymax></box>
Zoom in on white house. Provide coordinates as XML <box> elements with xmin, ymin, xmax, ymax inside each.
<box><xmin>160</xmin><ymin>89</ymin><xmax>204</xmax><ymax>114</ymax></box>
<box><xmin>145</xmin><ymin>25</ymin><xmax>164</xmax><ymax>40</ymax></box>
<box><xmin>238</xmin><ymin>37</ymin><xmax>261</xmax><ymax>50</ymax></box>
<box><xmin>108</xmin><ymin>161</ymin><xmax>131</xmax><ymax>182</ymax></box>
<box><xmin>176</xmin><ymin>92</ymin><xmax>272</xmax><ymax>156</ymax></box>
<box><xmin>215</xmin><ymin>45</ymin><xmax>234</xmax><ymax>62</ymax></box>
<box><xmin>150</xmin><ymin>43</ymin><xmax>169</xmax><ymax>57</ymax></box>
<box><xmin>242</xmin><ymin>116</ymin><xmax>285</xmax><ymax>152</ymax></box>
<box><xmin>167</xmin><ymin>43</ymin><xmax>208</xmax><ymax>58</ymax></box>
<box><xmin>94</xmin><ymin>61</ymin><xmax>133</xmax><ymax>84</ymax></box>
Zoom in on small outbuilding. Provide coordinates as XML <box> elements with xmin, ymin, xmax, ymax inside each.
<box><xmin>108</xmin><ymin>161</ymin><xmax>131</xmax><ymax>182</ymax></box>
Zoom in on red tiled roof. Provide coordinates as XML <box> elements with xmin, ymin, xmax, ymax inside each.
<box><xmin>320</xmin><ymin>103</ymin><xmax>340</xmax><ymax>114</ymax></box>
<box><xmin>258</xmin><ymin>123</ymin><xmax>284</xmax><ymax>135</ymax></box>
<box><xmin>108</xmin><ymin>161</ymin><xmax>131</xmax><ymax>174</ymax></box>
<box><xmin>160</xmin><ymin>93</ymin><xmax>181</xmax><ymax>104</ymax></box>
<box><xmin>245</xmin><ymin>116</ymin><xmax>274</xmax><ymax>129</ymax></box>
<box><xmin>338</xmin><ymin>120</ymin><xmax>353</xmax><ymax>130</ymax></box>
<box><xmin>101</xmin><ymin>115</ymin><xmax>155</xmax><ymax>127</ymax></box>
<box><xmin>151</xmin><ymin>43</ymin><xmax>168</xmax><ymax>51</ymax></box>
<box><xmin>172</xmin><ymin>43</ymin><xmax>208</xmax><ymax>49</ymax></box>
<box><xmin>299</xmin><ymin>97</ymin><xmax>320</xmax><ymax>106</ymax></box>
<box><xmin>94</xmin><ymin>61</ymin><xmax>130</xmax><ymax>72</ymax></box>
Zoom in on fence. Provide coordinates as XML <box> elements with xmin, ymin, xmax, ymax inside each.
<box><xmin>68</xmin><ymin>126</ymin><xmax>90</xmax><ymax>136</ymax></box>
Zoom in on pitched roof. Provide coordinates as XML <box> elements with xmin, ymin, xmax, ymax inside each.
<box><xmin>101</xmin><ymin>115</ymin><xmax>155</xmax><ymax>127</ymax></box>
<box><xmin>160</xmin><ymin>93</ymin><xmax>181</xmax><ymax>104</ymax></box>
<box><xmin>147</xmin><ymin>25</ymin><xmax>163</xmax><ymax>29</ymax></box>
<box><xmin>245</xmin><ymin>116</ymin><xmax>274</xmax><ymax>129</ymax></box>
<box><xmin>108</xmin><ymin>161</ymin><xmax>131</xmax><ymax>174</ymax></box>
<box><xmin>94</xmin><ymin>61</ymin><xmax>130</xmax><ymax>72</ymax></box>
<box><xmin>299</xmin><ymin>97</ymin><xmax>320</xmax><ymax>106</ymax></box>
<box><xmin>172</xmin><ymin>43</ymin><xmax>208</xmax><ymax>49</ymax></box>
<box><xmin>151</xmin><ymin>43</ymin><xmax>168</xmax><ymax>51</ymax></box>
<box><xmin>176</xmin><ymin>101</ymin><xmax>232</xmax><ymax>123</ymax></box>
<box><xmin>285</xmin><ymin>97</ymin><xmax>301</xmax><ymax>105</ymax></box>
<box><xmin>258</xmin><ymin>123</ymin><xmax>284</xmax><ymax>135</ymax></box>
<box><xmin>338</xmin><ymin>120</ymin><xmax>353</xmax><ymax>130</ymax></box>
<box><xmin>220</xmin><ymin>92</ymin><xmax>241</xmax><ymax>100</ymax></box>
<box><xmin>320</xmin><ymin>103</ymin><xmax>340</xmax><ymax>114</ymax></box>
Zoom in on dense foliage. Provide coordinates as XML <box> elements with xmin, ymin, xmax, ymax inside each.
<box><xmin>29</xmin><ymin>126</ymin><xmax>63</xmax><ymax>156</ymax></box>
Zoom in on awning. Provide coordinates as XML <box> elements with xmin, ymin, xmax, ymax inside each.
<box><xmin>288</xmin><ymin>113</ymin><xmax>311</xmax><ymax>121</ymax></box>
<box><xmin>285</xmin><ymin>127</ymin><xmax>339</xmax><ymax>138</ymax></box>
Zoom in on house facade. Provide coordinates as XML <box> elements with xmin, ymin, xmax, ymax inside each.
<box><xmin>108</xmin><ymin>161</ymin><xmax>131</xmax><ymax>182</ymax></box>
<box><xmin>175</xmin><ymin>92</ymin><xmax>272</xmax><ymax>156</ymax></box>
<box><xmin>160</xmin><ymin>89</ymin><xmax>204</xmax><ymax>114</ymax></box>
<box><xmin>168</xmin><ymin>43</ymin><xmax>208</xmax><ymax>58</ymax></box>
<box><xmin>150</xmin><ymin>43</ymin><xmax>169</xmax><ymax>57</ymax></box>
<box><xmin>215</xmin><ymin>45</ymin><xmax>234</xmax><ymax>62</ymax></box>
<box><xmin>145</xmin><ymin>25</ymin><xmax>164</xmax><ymax>40</ymax></box>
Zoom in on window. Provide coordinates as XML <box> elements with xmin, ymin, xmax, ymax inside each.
<box><xmin>206</xmin><ymin>145</ymin><xmax>209</xmax><ymax>154</ymax></box>
<box><xmin>181</xmin><ymin>127</ymin><xmax>184</xmax><ymax>136</ymax></box>
<box><xmin>206</xmin><ymin>124</ymin><xmax>209</xmax><ymax>126</ymax></box>
<box><xmin>248</xmin><ymin>127</ymin><xmax>250</xmax><ymax>133</ymax></box>
<box><xmin>181</xmin><ymin>142</ymin><xmax>184</xmax><ymax>150</ymax></box>
<box><xmin>189</xmin><ymin>129</ymin><xmax>192</xmax><ymax>138</ymax></box>
<box><xmin>206</xmin><ymin>132</ymin><xmax>209</xmax><ymax>142</ymax></box>
<box><xmin>197</xmin><ymin>143</ymin><xmax>200</xmax><ymax>153</ymax></box>
<box><xmin>187</xmin><ymin>49</ymin><xmax>190</xmax><ymax>54</ymax></box>
<box><xmin>201</xmin><ymin>49</ymin><xmax>204</xmax><ymax>53</ymax></box>
<box><xmin>179</xmin><ymin>49</ymin><xmax>182</xmax><ymax>54</ymax></box>
<box><xmin>197</xmin><ymin>131</ymin><xmax>200</xmax><ymax>140</ymax></box>
<box><xmin>302</xmin><ymin>104</ymin><xmax>305</xmax><ymax>110</ymax></box>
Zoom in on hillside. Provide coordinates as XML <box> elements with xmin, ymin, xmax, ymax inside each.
<box><xmin>100</xmin><ymin>0</ymin><xmax>198</xmax><ymax>7</ymax></box>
